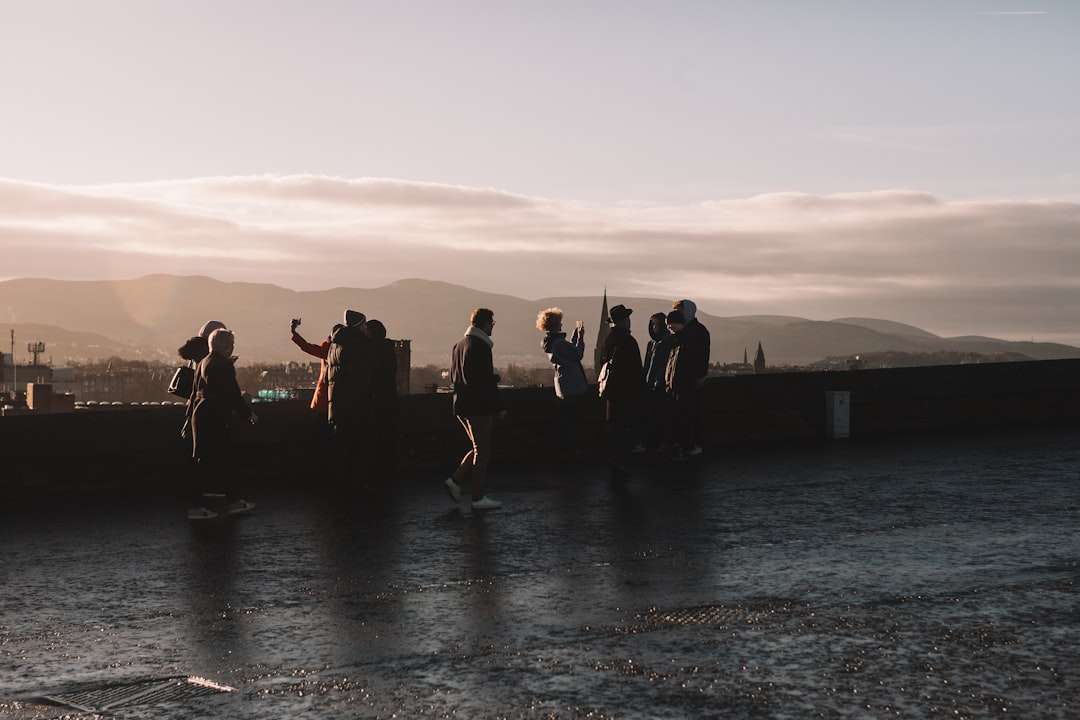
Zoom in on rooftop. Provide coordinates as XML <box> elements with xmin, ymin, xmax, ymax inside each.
<box><xmin>3</xmin><ymin>425</ymin><xmax>1078</xmax><ymax>718</ymax></box>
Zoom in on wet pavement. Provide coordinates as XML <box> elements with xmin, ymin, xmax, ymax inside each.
<box><xmin>2</xmin><ymin>426</ymin><xmax>1078</xmax><ymax>719</ymax></box>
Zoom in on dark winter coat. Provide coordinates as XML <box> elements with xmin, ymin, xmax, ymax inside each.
<box><xmin>450</xmin><ymin>329</ymin><xmax>503</xmax><ymax>418</ymax></box>
<box><xmin>600</xmin><ymin>325</ymin><xmax>645</xmax><ymax>401</ymax></box>
<box><xmin>643</xmin><ymin>325</ymin><xmax>672</xmax><ymax>391</ymax></box>
<box><xmin>371</xmin><ymin>338</ymin><xmax>399</xmax><ymax>406</ymax></box>
<box><xmin>326</xmin><ymin>324</ymin><xmax>373</xmax><ymax>427</ymax></box>
<box><xmin>185</xmin><ymin>351</ymin><xmax>252</xmax><ymax>461</ymax></box>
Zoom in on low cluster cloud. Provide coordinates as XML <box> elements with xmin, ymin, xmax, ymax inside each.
<box><xmin>2</xmin><ymin>175</ymin><xmax>1078</xmax><ymax>345</ymax></box>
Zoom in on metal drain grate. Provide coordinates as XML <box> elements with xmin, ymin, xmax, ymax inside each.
<box><xmin>616</xmin><ymin>604</ymin><xmax>771</xmax><ymax>634</ymax></box>
<box><xmin>43</xmin><ymin>676</ymin><xmax>234</xmax><ymax>712</ymax></box>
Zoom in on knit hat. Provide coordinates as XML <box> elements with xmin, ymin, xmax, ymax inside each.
<box><xmin>344</xmin><ymin>310</ymin><xmax>366</xmax><ymax>327</ymax></box>
<box><xmin>198</xmin><ymin>320</ymin><xmax>227</xmax><ymax>339</ymax></box>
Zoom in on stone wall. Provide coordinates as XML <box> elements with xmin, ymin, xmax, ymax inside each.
<box><xmin>2</xmin><ymin>359</ymin><xmax>1078</xmax><ymax>497</ymax></box>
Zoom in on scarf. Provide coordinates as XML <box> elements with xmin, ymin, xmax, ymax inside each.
<box><xmin>465</xmin><ymin>325</ymin><xmax>493</xmax><ymax>348</ymax></box>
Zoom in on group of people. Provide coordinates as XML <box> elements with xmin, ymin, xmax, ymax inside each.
<box><xmin>177</xmin><ymin>298</ymin><xmax>710</xmax><ymax>519</ymax></box>
<box><xmin>178</xmin><ymin>311</ymin><xmax>399</xmax><ymax>520</ymax></box>
<box><xmin>537</xmin><ymin>298</ymin><xmax>711</xmax><ymax>483</ymax></box>
<box><xmin>290</xmin><ymin>311</ymin><xmax>399</xmax><ymax>494</ymax></box>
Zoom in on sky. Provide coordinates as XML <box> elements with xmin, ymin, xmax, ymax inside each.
<box><xmin>1</xmin><ymin>0</ymin><xmax>1078</xmax><ymax>345</ymax></box>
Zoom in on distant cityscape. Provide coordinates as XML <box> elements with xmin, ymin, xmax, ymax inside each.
<box><xmin>0</xmin><ymin>337</ymin><xmax>1038</xmax><ymax>412</ymax></box>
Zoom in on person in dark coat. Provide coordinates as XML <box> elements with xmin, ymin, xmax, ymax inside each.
<box><xmin>671</xmin><ymin>299</ymin><xmax>711</xmax><ymax>456</ymax></box>
<box><xmin>183</xmin><ymin>328</ymin><xmax>257</xmax><ymax>519</ymax></box>
<box><xmin>642</xmin><ymin>311</ymin><xmax>673</xmax><ymax>452</ymax></box>
<box><xmin>443</xmin><ymin>308</ymin><xmax>506</xmax><ymax>510</ymax></box>
<box><xmin>326</xmin><ymin>309</ymin><xmax>373</xmax><ymax>492</ymax></box>
<box><xmin>366</xmin><ymin>318</ymin><xmax>399</xmax><ymax>482</ymax></box>
<box><xmin>599</xmin><ymin>304</ymin><xmax>645</xmax><ymax>481</ymax></box>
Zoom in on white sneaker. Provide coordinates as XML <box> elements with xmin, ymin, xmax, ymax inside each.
<box><xmin>227</xmin><ymin>499</ymin><xmax>256</xmax><ymax>515</ymax></box>
<box><xmin>471</xmin><ymin>496</ymin><xmax>502</xmax><ymax>510</ymax></box>
<box><xmin>187</xmin><ymin>506</ymin><xmax>218</xmax><ymax>520</ymax></box>
<box><xmin>443</xmin><ymin>477</ymin><xmax>461</xmax><ymax>503</ymax></box>
<box><xmin>688</xmin><ymin>445</ymin><xmax>704</xmax><ymax>456</ymax></box>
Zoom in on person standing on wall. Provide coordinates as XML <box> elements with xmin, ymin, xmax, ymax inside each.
<box><xmin>443</xmin><ymin>308</ymin><xmax>506</xmax><ymax>510</ymax></box>
<box><xmin>599</xmin><ymin>304</ymin><xmax>645</xmax><ymax>482</ymax></box>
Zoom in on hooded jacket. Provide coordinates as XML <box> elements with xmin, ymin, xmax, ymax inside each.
<box><xmin>675</xmin><ymin>299</ymin><xmax>711</xmax><ymax>380</ymax></box>
<box><xmin>326</xmin><ymin>323</ymin><xmax>372</xmax><ymax>426</ymax></box>
<box><xmin>643</xmin><ymin>317</ymin><xmax>672</xmax><ymax>391</ymax></box>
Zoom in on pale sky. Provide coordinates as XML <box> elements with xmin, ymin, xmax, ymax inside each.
<box><xmin>2</xmin><ymin>1</ymin><xmax>1079</xmax><ymax>345</ymax></box>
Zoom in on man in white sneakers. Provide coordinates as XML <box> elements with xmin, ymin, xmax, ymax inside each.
<box><xmin>443</xmin><ymin>308</ymin><xmax>507</xmax><ymax>510</ymax></box>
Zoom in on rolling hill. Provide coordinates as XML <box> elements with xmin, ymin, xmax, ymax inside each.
<box><xmin>0</xmin><ymin>275</ymin><xmax>1076</xmax><ymax>368</ymax></box>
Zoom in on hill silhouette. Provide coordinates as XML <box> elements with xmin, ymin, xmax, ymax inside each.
<box><xmin>0</xmin><ymin>275</ymin><xmax>1077</xmax><ymax>368</ymax></box>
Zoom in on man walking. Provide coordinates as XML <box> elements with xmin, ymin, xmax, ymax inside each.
<box><xmin>444</xmin><ymin>308</ymin><xmax>506</xmax><ymax>510</ymax></box>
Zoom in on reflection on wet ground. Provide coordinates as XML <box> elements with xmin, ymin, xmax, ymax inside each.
<box><xmin>2</xmin><ymin>427</ymin><xmax>1078</xmax><ymax>718</ymax></box>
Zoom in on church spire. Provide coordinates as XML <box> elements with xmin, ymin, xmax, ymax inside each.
<box><xmin>594</xmin><ymin>287</ymin><xmax>610</xmax><ymax>375</ymax></box>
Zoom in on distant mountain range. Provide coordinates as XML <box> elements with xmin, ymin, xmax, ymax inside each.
<box><xmin>1</xmin><ymin>275</ymin><xmax>1077</xmax><ymax>368</ymax></box>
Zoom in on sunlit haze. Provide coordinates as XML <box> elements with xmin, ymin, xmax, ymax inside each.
<box><xmin>2</xmin><ymin>1</ymin><xmax>1078</xmax><ymax>345</ymax></box>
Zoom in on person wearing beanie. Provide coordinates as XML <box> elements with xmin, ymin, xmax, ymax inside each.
<box><xmin>670</xmin><ymin>299</ymin><xmax>710</xmax><ymax>456</ymax></box>
<box><xmin>326</xmin><ymin>309</ymin><xmax>374</xmax><ymax>493</ymax></box>
<box><xmin>183</xmin><ymin>328</ymin><xmax>258</xmax><ymax>520</ymax></box>
<box><xmin>177</xmin><ymin>320</ymin><xmax>230</xmax><ymax>479</ymax></box>
<box><xmin>344</xmin><ymin>310</ymin><xmax>366</xmax><ymax>328</ymax></box>
<box><xmin>198</xmin><ymin>320</ymin><xmax>227</xmax><ymax>339</ymax></box>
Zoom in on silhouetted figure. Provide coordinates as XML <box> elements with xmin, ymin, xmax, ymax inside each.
<box><xmin>443</xmin><ymin>308</ymin><xmax>505</xmax><ymax>510</ymax></box>
<box><xmin>599</xmin><ymin>304</ymin><xmax>645</xmax><ymax>482</ymax></box>
<box><xmin>183</xmin><ymin>328</ymin><xmax>257</xmax><ymax>520</ymax></box>
<box><xmin>326</xmin><ymin>310</ymin><xmax>374</xmax><ymax>493</ymax></box>
<box><xmin>671</xmin><ymin>299</ymin><xmax>710</xmax><ymax>456</ymax></box>
<box><xmin>367</xmin><ymin>319</ymin><xmax>399</xmax><ymax>482</ymax></box>
<box><xmin>643</xmin><ymin>311</ymin><xmax>673</xmax><ymax>452</ymax></box>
